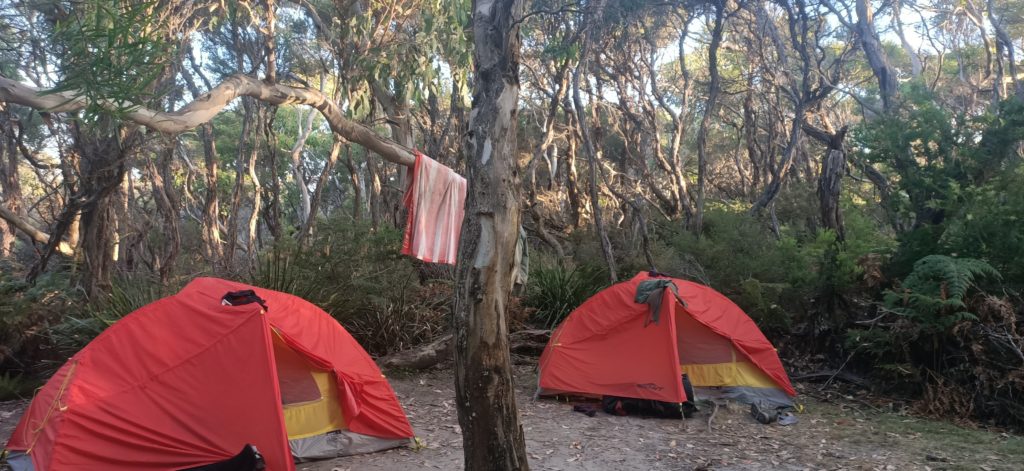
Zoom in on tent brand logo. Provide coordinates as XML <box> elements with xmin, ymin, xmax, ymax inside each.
<box><xmin>636</xmin><ymin>383</ymin><xmax>663</xmax><ymax>391</ymax></box>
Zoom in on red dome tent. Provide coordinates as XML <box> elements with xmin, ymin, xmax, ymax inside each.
<box><xmin>538</xmin><ymin>272</ymin><xmax>796</xmax><ymax>408</ymax></box>
<box><xmin>5</xmin><ymin>278</ymin><xmax>413</xmax><ymax>471</ymax></box>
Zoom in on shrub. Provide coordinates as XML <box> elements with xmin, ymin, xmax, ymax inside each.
<box><xmin>0</xmin><ymin>371</ymin><xmax>38</xmax><ymax>400</ymax></box>
<box><xmin>844</xmin><ymin>255</ymin><xmax>1024</xmax><ymax>426</ymax></box>
<box><xmin>251</xmin><ymin>218</ymin><xmax>450</xmax><ymax>356</ymax></box>
<box><xmin>0</xmin><ymin>267</ymin><xmax>78</xmax><ymax>370</ymax></box>
<box><xmin>882</xmin><ymin>255</ymin><xmax>1000</xmax><ymax>333</ymax></box>
<box><xmin>524</xmin><ymin>262</ymin><xmax>608</xmax><ymax>329</ymax></box>
<box><xmin>46</xmin><ymin>274</ymin><xmax>172</xmax><ymax>362</ymax></box>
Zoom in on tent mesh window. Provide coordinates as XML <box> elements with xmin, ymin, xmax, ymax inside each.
<box><xmin>273</xmin><ymin>333</ymin><xmax>323</xmax><ymax>404</ymax></box>
<box><xmin>675</xmin><ymin>311</ymin><xmax>776</xmax><ymax>389</ymax></box>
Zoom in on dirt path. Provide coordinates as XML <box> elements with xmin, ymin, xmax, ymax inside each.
<box><xmin>3</xmin><ymin>366</ymin><xmax>1022</xmax><ymax>470</ymax></box>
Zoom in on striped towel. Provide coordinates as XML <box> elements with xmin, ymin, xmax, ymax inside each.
<box><xmin>401</xmin><ymin>151</ymin><xmax>466</xmax><ymax>265</ymax></box>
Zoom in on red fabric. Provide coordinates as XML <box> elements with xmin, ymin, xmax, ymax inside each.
<box><xmin>401</xmin><ymin>151</ymin><xmax>466</xmax><ymax>265</ymax></box>
<box><xmin>6</xmin><ymin>277</ymin><xmax>413</xmax><ymax>471</ymax></box>
<box><xmin>538</xmin><ymin>272</ymin><xmax>796</xmax><ymax>401</ymax></box>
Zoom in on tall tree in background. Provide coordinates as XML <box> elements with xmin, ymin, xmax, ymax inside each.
<box><xmin>573</xmin><ymin>0</ymin><xmax>618</xmax><ymax>281</ymax></box>
<box><xmin>451</xmin><ymin>0</ymin><xmax>530</xmax><ymax>468</ymax></box>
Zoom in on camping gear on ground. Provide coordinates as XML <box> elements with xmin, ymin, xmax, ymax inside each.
<box><xmin>401</xmin><ymin>151</ymin><xmax>466</xmax><ymax>265</ymax></box>
<box><xmin>777</xmin><ymin>411</ymin><xmax>799</xmax><ymax>426</ymax></box>
<box><xmin>181</xmin><ymin>445</ymin><xmax>265</xmax><ymax>471</ymax></box>
<box><xmin>599</xmin><ymin>374</ymin><xmax>698</xmax><ymax>419</ymax></box>
<box><xmin>572</xmin><ymin>404</ymin><xmax>599</xmax><ymax>417</ymax></box>
<box><xmin>4</xmin><ymin>278</ymin><xmax>414</xmax><ymax>471</ymax></box>
<box><xmin>538</xmin><ymin>272</ymin><xmax>797</xmax><ymax>415</ymax></box>
<box><xmin>601</xmin><ymin>396</ymin><xmax>688</xmax><ymax>418</ymax></box>
<box><xmin>750</xmin><ymin>401</ymin><xmax>779</xmax><ymax>424</ymax></box>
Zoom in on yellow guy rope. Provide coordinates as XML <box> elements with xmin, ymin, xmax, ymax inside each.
<box><xmin>25</xmin><ymin>360</ymin><xmax>77</xmax><ymax>454</ymax></box>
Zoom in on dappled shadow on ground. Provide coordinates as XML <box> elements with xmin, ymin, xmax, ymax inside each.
<box><xmin>2</xmin><ymin>366</ymin><xmax>1021</xmax><ymax>471</ymax></box>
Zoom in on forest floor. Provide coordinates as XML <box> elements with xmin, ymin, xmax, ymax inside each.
<box><xmin>2</xmin><ymin>365</ymin><xmax>1023</xmax><ymax>471</ymax></box>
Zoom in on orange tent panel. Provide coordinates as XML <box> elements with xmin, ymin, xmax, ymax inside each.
<box><xmin>539</xmin><ymin>272</ymin><xmax>796</xmax><ymax>403</ymax></box>
<box><xmin>6</xmin><ymin>278</ymin><xmax>413</xmax><ymax>471</ymax></box>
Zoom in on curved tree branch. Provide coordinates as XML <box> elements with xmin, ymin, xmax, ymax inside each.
<box><xmin>0</xmin><ymin>74</ymin><xmax>416</xmax><ymax>167</ymax></box>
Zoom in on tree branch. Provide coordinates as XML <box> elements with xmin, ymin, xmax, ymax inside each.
<box><xmin>0</xmin><ymin>204</ymin><xmax>74</xmax><ymax>256</ymax></box>
<box><xmin>0</xmin><ymin>74</ymin><xmax>416</xmax><ymax>167</ymax></box>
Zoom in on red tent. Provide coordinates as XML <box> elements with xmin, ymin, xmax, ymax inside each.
<box><xmin>538</xmin><ymin>272</ymin><xmax>795</xmax><ymax>407</ymax></box>
<box><xmin>5</xmin><ymin>278</ymin><xmax>413</xmax><ymax>471</ymax></box>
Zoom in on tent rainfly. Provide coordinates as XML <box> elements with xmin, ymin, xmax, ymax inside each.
<box><xmin>538</xmin><ymin>272</ymin><xmax>796</xmax><ymax>409</ymax></box>
<box><xmin>5</xmin><ymin>278</ymin><xmax>413</xmax><ymax>471</ymax></box>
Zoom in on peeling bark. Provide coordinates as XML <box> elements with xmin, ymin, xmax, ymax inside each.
<box><xmin>452</xmin><ymin>0</ymin><xmax>530</xmax><ymax>469</ymax></box>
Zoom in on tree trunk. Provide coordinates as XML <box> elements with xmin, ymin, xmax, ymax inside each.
<box><xmin>291</xmin><ymin>108</ymin><xmax>317</xmax><ymax>225</ymax></box>
<box><xmin>262</xmin><ymin>106</ymin><xmax>283</xmax><ymax>241</ymax></box>
<box><xmin>892</xmin><ymin>1</ymin><xmax>922</xmax><ymax>79</ymax></box>
<box><xmin>148</xmin><ymin>146</ymin><xmax>181</xmax><ymax>283</ymax></box>
<box><xmin>72</xmin><ymin>126</ymin><xmax>134</xmax><ymax>298</ymax></box>
<box><xmin>299</xmin><ymin>138</ymin><xmax>342</xmax><ymax>244</ymax></box>
<box><xmin>572</xmin><ymin>0</ymin><xmax>617</xmax><ymax>283</ymax></box>
<box><xmin>366</xmin><ymin>151</ymin><xmax>383</xmax><ymax>230</ymax></box>
<box><xmin>246</xmin><ymin>111</ymin><xmax>263</xmax><ymax>267</ymax></box>
<box><xmin>751</xmin><ymin>105</ymin><xmax>807</xmax><ymax>214</ymax></box>
<box><xmin>225</xmin><ymin>99</ymin><xmax>255</xmax><ymax>268</ymax></box>
<box><xmin>0</xmin><ymin>108</ymin><xmax>21</xmax><ymax>257</ymax></box>
<box><xmin>987</xmin><ymin>0</ymin><xmax>1023</xmax><ymax>100</ymax></box>
<box><xmin>342</xmin><ymin>145</ymin><xmax>362</xmax><ymax>222</ymax></box>
<box><xmin>855</xmin><ymin>0</ymin><xmax>899</xmax><ymax>112</ymax></box>
<box><xmin>693</xmin><ymin>0</ymin><xmax>726</xmax><ymax>235</ymax></box>
<box><xmin>199</xmin><ymin>122</ymin><xmax>224</xmax><ymax>267</ymax></box>
<box><xmin>565</xmin><ymin>126</ymin><xmax>582</xmax><ymax>228</ymax></box>
<box><xmin>818</xmin><ymin>147</ymin><xmax>845</xmax><ymax>241</ymax></box>
<box><xmin>0</xmin><ymin>74</ymin><xmax>418</xmax><ymax>167</ymax></box>
<box><xmin>181</xmin><ymin>51</ymin><xmax>224</xmax><ymax>267</ymax></box>
<box><xmin>452</xmin><ymin>0</ymin><xmax>530</xmax><ymax>469</ymax></box>
<box><xmin>806</xmin><ymin>125</ymin><xmax>848</xmax><ymax>241</ymax></box>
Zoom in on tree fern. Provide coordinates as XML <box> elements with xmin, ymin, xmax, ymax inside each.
<box><xmin>883</xmin><ymin>255</ymin><xmax>1001</xmax><ymax>331</ymax></box>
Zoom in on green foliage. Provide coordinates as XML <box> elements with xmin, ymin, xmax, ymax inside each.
<box><xmin>939</xmin><ymin>167</ymin><xmax>1024</xmax><ymax>284</ymax></box>
<box><xmin>846</xmin><ymin>255</ymin><xmax>1001</xmax><ymax>383</ymax></box>
<box><xmin>853</xmin><ymin>85</ymin><xmax>968</xmax><ymax>227</ymax></box>
<box><xmin>50</xmin><ymin>0</ymin><xmax>174</xmax><ymax>120</ymax></box>
<box><xmin>46</xmin><ymin>275</ymin><xmax>172</xmax><ymax>360</ymax></box>
<box><xmin>652</xmin><ymin>204</ymin><xmax>881</xmax><ymax>335</ymax></box>
<box><xmin>882</xmin><ymin>255</ymin><xmax>1000</xmax><ymax>332</ymax></box>
<box><xmin>0</xmin><ymin>371</ymin><xmax>37</xmax><ymax>401</ymax></box>
<box><xmin>524</xmin><ymin>262</ymin><xmax>608</xmax><ymax>329</ymax></box>
<box><xmin>252</xmin><ymin>218</ymin><xmax>448</xmax><ymax>356</ymax></box>
<box><xmin>857</xmin><ymin>95</ymin><xmax>1024</xmax><ymax>287</ymax></box>
<box><xmin>0</xmin><ymin>268</ymin><xmax>77</xmax><ymax>369</ymax></box>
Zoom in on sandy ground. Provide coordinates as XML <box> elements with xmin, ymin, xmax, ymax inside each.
<box><xmin>3</xmin><ymin>365</ymin><xmax>1022</xmax><ymax>471</ymax></box>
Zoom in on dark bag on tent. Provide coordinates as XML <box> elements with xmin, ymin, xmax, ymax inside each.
<box><xmin>221</xmin><ymin>290</ymin><xmax>268</xmax><ymax>310</ymax></box>
<box><xmin>180</xmin><ymin>444</ymin><xmax>265</xmax><ymax>471</ymax></box>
